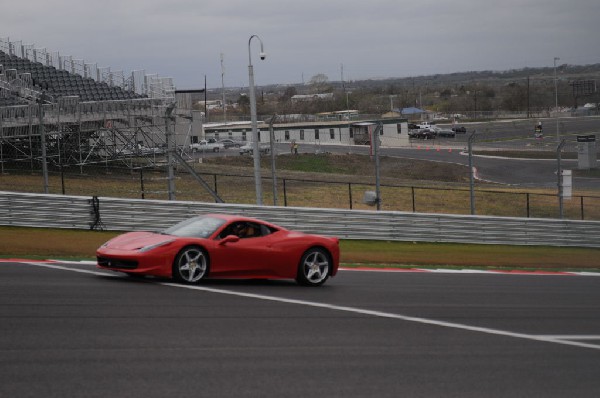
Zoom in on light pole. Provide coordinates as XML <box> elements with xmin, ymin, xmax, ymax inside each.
<box><xmin>221</xmin><ymin>53</ymin><xmax>226</xmax><ymax>123</ymax></box>
<box><xmin>554</xmin><ymin>57</ymin><xmax>560</xmax><ymax>143</ymax></box>
<box><xmin>248</xmin><ymin>34</ymin><xmax>266</xmax><ymax>205</ymax></box>
<box><xmin>268</xmin><ymin>114</ymin><xmax>278</xmax><ymax>206</ymax></box>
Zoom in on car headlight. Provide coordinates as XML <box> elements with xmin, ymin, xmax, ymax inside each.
<box><xmin>138</xmin><ymin>239</ymin><xmax>175</xmax><ymax>253</ymax></box>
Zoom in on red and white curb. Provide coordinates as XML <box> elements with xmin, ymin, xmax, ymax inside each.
<box><xmin>1</xmin><ymin>260</ymin><xmax>596</xmax><ymax>277</ymax></box>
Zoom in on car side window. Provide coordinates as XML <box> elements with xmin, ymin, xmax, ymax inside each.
<box><xmin>260</xmin><ymin>224</ymin><xmax>277</xmax><ymax>236</ymax></box>
<box><xmin>218</xmin><ymin>222</ymin><xmax>265</xmax><ymax>239</ymax></box>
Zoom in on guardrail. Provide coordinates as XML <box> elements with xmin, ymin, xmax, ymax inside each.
<box><xmin>1</xmin><ymin>191</ymin><xmax>600</xmax><ymax>248</ymax></box>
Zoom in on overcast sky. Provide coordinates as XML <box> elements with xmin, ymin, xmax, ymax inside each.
<box><xmin>3</xmin><ymin>0</ymin><xmax>599</xmax><ymax>89</ymax></box>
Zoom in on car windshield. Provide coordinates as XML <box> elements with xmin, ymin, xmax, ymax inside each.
<box><xmin>161</xmin><ymin>216</ymin><xmax>226</xmax><ymax>238</ymax></box>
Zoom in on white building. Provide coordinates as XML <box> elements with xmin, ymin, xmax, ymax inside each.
<box><xmin>201</xmin><ymin>117</ymin><xmax>409</xmax><ymax>147</ymax></box>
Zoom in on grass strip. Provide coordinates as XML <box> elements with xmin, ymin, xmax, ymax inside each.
<box><xmin>0</xmin><ymin>226</ymin><xmax>598</xmax><ymax>271</ymax></box>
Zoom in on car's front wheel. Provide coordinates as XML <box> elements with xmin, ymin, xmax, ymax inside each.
<box><xmin>296</xmin><ymin>248</ymin><xmax>331</xmax><ymax>286</ymax></box>
<box><xmin>173</xmin><ymin>246</ymin><xmax>209</xmax><ymax>283</ymax></box>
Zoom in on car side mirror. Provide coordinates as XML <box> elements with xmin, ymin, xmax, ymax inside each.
<box><xmin>219</xmin><ymin>235</ymin><xmax>240</xmax><ymax>245</ymax></box>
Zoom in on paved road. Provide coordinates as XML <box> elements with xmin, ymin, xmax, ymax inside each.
<box><xmin>265</xmin><ymin>116</ymin><xmax>600</xmax><ymax>189</ymax></box>
<box><xmin>189</xmin><ymin>116</ymin><xmax>600</xmax><ymax>189</ymax></box>
<box><xmin>2</xmin><ymin>261</ymin><xmax>599</xmax><ymax>397</ymax></box>
<box><xmin>276</xmin><ymin>142</ymin><xmax>589</xmax><ymax>189</ymax></box>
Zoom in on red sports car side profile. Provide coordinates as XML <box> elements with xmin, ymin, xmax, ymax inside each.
<box><xmin>96</xmin><ymin>214</ymin><xmax>340</xmax><ymax>286</ymax></box>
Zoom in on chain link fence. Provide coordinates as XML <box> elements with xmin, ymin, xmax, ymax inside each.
<box><xmin>2</xmin><ymin>164</ymin><xmax>599</xmax><ymax>221</ymax></box>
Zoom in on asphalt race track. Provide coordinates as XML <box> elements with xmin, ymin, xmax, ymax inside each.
<box><xmin>1</xmin><ymin>261</ymin><xmax>599</xmax><ymax>397</ymax></box>
<box><xmin>264</xmin><ymin>116</ymin><xmax>600</xmax><ymax>189</ymax></box>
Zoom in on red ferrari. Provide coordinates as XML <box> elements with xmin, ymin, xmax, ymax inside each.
<box><xmin>96</xmin><ymin>214</ymin><xmax>340</xmax><ymax>286</ymax></box>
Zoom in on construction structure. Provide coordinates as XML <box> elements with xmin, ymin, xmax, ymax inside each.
<box><xmin>0</xmin><ymin>37</ymin><xmax>190</xmax><ymax>174</ymax></box>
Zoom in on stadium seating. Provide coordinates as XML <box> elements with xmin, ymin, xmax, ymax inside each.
<box><xmin>0</xmin><ymin>50</ymin><xmax>146</xmax><ymax>103</ymax></box>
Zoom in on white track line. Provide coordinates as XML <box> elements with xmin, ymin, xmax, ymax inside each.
<box><xmin>24</xmin><ymin>261</ymin><xmax>600</xmax><ymax>277</ymax></box>
<box><xmin>20</xmin><ymin>261</ymin><xmax>600</xmax><ymax>351</ymax></box>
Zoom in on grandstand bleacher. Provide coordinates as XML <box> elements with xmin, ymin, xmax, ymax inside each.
<box><xmin>0</xmin><ymin>49</ymin><xmax>145</xmax><ymax>103</ymax></box>
<box><xmin>0</xmin><ymin>37</ymin><xmax>180</xmax><ymax>171</ymax></box>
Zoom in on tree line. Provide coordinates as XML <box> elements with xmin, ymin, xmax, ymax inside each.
<box><xmin>204</xmin><ymin>64</ymin><xmax>600</xmax><ymax>119</ymax></box>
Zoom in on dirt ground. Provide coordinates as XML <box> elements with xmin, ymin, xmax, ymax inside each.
<box><xmin>200</xmin><ymin>152</ymin><xmax>470</xmax><ymax>185</ymax></box>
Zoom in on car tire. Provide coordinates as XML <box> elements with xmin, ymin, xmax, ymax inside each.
<box><xmin>296</xmin><ymin>247</ymin><xmax>331</xmax><ymax>286</ymax></box>
<box><xmin>173</xmin><ymin>246</ymin><xmax>209</xmax><ymax>284</ymax></box>
<box><xmin>213</xmin><ymin>148</ymin><xmax>220</xmax><ymax>153</ymax></box>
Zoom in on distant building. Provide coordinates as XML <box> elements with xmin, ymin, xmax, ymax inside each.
<box><xmin>196</xmin><ymin>100</ymin><xmax>223</xmax><ymax>110</ymax></box>
<box><xmin>291</xmin><ymin>93</ymin><xmax>334</xmax><ymax>103</ymax></box>
<box><xmin>202</xmin><ymin>117</ymin><xmax>409</xmax><ymax>147</ymax></box>
<box><xmin>396</xmin><ymin>107</ymin><xmax>425</xmax><ymax>116</ymax></box>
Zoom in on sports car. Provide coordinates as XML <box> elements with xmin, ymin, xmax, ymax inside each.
<box><xmin>96</xmin><ymin>214</ymin><xmax>340</xmax><ymax>286</ymax></box>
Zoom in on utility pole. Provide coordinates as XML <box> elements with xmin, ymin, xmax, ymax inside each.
<box><xmin>204</xmin><ymin>75</ymin><xmax>207</xmax><ymax>123</ymax></box>
<box><xmin>221</xmin><ymin>53</ymin><xmax>226</xmax><ymax>123</ymax></box>
<box><xmin>527</xmin><ymin>76</ymin><xmax>530</xmax><ymax>119</ymax></box>
<box><xmin>554</xmin><ymin>57</ymin><xmax>560</xmax><ymax>143</ymax></box>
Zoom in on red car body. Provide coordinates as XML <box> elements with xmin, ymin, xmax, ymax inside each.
<box><xmin>96</xmin><ymin>214</ymin><xmax>340</xmax><ymax>286</ymax></box>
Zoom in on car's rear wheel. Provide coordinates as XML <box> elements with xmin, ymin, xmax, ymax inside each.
<box><xmin>296</xmin><ymin>248</ymin><xmax>331</xmax><ymax>286</ymax></box>
<box><xmin>173</xmin><ymin>246</ymin><xmax>209</xmax><ymax>284</ymax></box>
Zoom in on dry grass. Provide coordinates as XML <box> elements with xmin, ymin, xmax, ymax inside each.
<box><xmin>1</xmin><ymin>153</ymin><xmax>599</xmax><ymax>219</ymax></box>
<box><xmin>0</xmin><ymin>227</ymin><xmax>116</xmax><ymax>258</ymax></box>
<box><xmin>340</xmin><ymin>241</ymin><xmax>600</xmax><ymax>269</ymax></box>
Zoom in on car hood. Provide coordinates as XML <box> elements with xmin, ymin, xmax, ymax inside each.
<box><xmin>103</xmin><ymin>231</ymin><xmax>175</xmax><ymax>250</ymax></box>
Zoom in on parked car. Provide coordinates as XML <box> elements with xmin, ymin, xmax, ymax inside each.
<box><xmin>96</xmin><ymin>213</ymin><xmax>340</xmax><ymax>286</ymax></box>
<box><xmin>451</xmin><ymin>126</ymin><xmax>467</xmax><ymax>133</ymax></box>
<box><xmin>218</xmin><ymin>139</ymin><xmax>245</xmax><ymax>149</ymax></box>
<box><xmin>417</xmin><ymin>122</ymin><xmax>436</xmax><ymax>130</ymax></box>
<box><xmin>408</xmin><ymin>129</ymin><xmax>436</xmax><ymax>140</ymax></box>
<box><xmin>239</xmin><ymin>142</ymin><xmax>271</xmax><ymax>155</ymax></box>
<box><xmin>436</xmin><ymin>129</ymin><xmax>456</xmax><ymax>138</ymax></box>
<box><xmin>190</xmin><ymin>140</ymin><xmax>225</xmax><ymax>153</ymax></box>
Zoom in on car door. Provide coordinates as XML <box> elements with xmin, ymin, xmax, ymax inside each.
<box><xmin>210</xmin><ymin>222</ymin><xmax>278</xmax><ymax>277</ymax></box>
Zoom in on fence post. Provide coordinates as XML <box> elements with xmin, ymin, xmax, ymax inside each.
<box><xmin>60</xmin><ymin>166</ymin><xmax>65</xmax><ymax>195</ymax></box>
<box><xmin>411</xmin><ymin>186</ymin><xmax>416</xmax><ymax>213</ymax></box>
<box><xmin>348</xmin><ymin>183</ymin><xmax>353</xmax><ymax>209</ymax></box>
<box><xmin>214</xmin><ymin>174</ymin><xmax>218</xmax><ymax>203</ymax></box>
<box><xmin>557</xmin><ymin>139</ymin><xmax>566</xmax><ymax>219</ymax></box>
<box><xmin>581</xmin><ymin>196</ymin><xmax>584</xmax><ymax>220</ymax></box>
<box><xmin>283</xmin><ymin>178</ymin><xmax>288</xmax><ymax>207</ymax></box>
<box><xmin>140</xmin><ymin>168</ymin><xmax>145</xmax><ymax>199</ymax></box>
<box><xmin>468</xmin><ymin>131</ymin><xmax>476</xmax><ymax>215</ymax></box>
<box><xmin>526</xmin><ymin>193</ymin><xmax>530</xmax><ymax>218</ymax></box>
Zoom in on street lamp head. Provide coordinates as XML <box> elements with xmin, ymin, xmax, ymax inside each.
<box><xmin>248</xmin><ymin>35</ymin><xmax>266</xmax><ymax>64</ymax></box>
